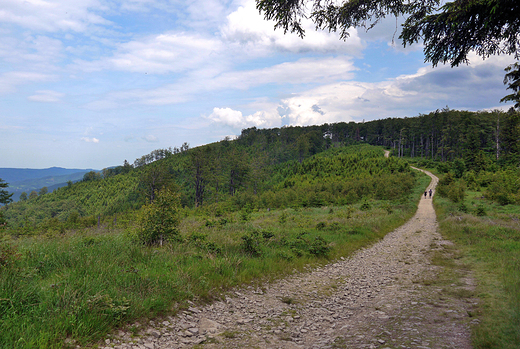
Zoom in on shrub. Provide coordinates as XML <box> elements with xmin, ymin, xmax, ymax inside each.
<box><xmin>278</xmin><ymin>211</ymin><xmax>288</xmax><ymax>224</ymax></box>
<box><xmin>261</xmin><ymin>230</ymin><xmax>275</xmax><ymax>240</ymax></box>
<box><xmin>360</xmin><ymin>199</ymin><xmax>371</xmax><ymax>211</ymax></box>
<box><xmin>136</xmin><ymin>188</ymin><xmax>180</xmax><ymax>246</ymax></box>
<box><xmin>315</xmin><ymin>222</ymin><xmax>327</xmax><ymax>230</ymax></box>
<box><xmin>476</xmin><ymin>205</ymin><xmax>487</xmax><ymax>217</ymax></box>
<box><xmin>241</xmin><ymin>231</ymin><xmax>262</xmax><ymax>256</ymax></box>
<box><xmin>308</xmin><ymin>236</ymin><xmax>330</xmax><ymax>257</ymax></box>
<box><xmin>458</xmin><ymin>203</ymin><xmax>468</xmax><ymax>213</ymax></box>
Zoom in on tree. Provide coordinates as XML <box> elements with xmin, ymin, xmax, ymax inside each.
<box><xmin>256</xmin><ymin>0</ymin><xmax>520</xmax><ymax>103</ymax></box>
<box><xmin>0</xmin><ymin>178</ymin><xmax>13</xmax><ymax>227</ymax></box>
<box><xmin>0</xmin><ymin>179</ymin><xmax>13</xmax><ymax>205</ymax></box>
<box><xmin>29</xmin><ymin>191</ymin><xmax>38</xmax><ymax>200</ymax></box>
<box><xmin>39</xmin><ymin>187</ymin><xmax>48</xmax><ymax>196</ymax></box>
<box><xmin>83</xmin><ymin>171</ymin><xmax>101</xmax><ymax>182</ymax></box>
<box><xmin>136</xmin><ymin>188</ymin><xmax>180</xmax><ymax>246</ymax></box>
<box><xmin>139</xmin><ymin>162</ymin><xmax>173</xmax><ymax>204</ymax></box>
<box><xmin>501</xmin><ymin>62</ymin><xmax>520</xmax><ymax>109</ymax></box>
<box><xmin>19</xmin><ymin>192</ymin><xmax>28</xmax><ymax>201</ymax></box>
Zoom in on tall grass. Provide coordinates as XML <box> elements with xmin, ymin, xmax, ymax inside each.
<box><xmin>434</xmin><ymin>191</ymin><xmax>520</xmax><ymax>349</ymax></box>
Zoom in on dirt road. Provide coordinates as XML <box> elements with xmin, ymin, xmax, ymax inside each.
<box><xmin>101</xmin><ymin>168</ymin><xmax>475</xmax><ymax>349</ymax></box>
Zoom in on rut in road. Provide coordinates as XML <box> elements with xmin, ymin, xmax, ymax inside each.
<box><xmin>100</xmin><ymin>168</ymin><xmax>475</xmax><ymax>349</ymax></box>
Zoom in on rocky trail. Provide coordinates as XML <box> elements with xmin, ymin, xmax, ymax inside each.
<box><xmin>99</xmin><ymin>168</ymin><xmax>476</xmax><ymax>349</ymax></box>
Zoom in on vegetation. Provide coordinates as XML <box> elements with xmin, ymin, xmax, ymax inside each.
<box><xmin>1</xmin><ymin>108</ymin><xmax>520</xmax><ymax>348</ymax></box>
<box><xmin>434</xmin><ymin>190</ymin><xmax>520</xmax><ymax>349</ymax></box>
<box><xmin>0</xmin><ymin>144</ymin><xmax>428</xmax><ymax>348</ymax></box>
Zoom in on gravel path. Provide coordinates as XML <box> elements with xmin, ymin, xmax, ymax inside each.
<box><xmin>100</xmin><ymin>168</ymin><xmax>475</xmax><ymax>349</ymax></box>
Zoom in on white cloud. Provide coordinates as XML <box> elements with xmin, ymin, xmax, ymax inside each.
<box><xmin>221</xmin><ymin>0</ymin><xmax>364</xmax><ymax>55</ymax></box>
<box><xmin>28</xmin><ymin>90</ymin><xmax>64</xmax><ymax>102</ymax></box>
<box><xmin>206</xmin><ymin>56</ymin><xmax>513</xmax><ymax>129</ymax></box>
<box><xmin>74</xmin><ymin>32</ymin><xmax>222</xmax><ymax>74</ymax></box>
<box><xmin>83</xmin><ymin>56</ymin><xmax>356</xmax><ymax>108</ymax></box>
<box><xmin>207</xmin><ymin>106</ymin><xmax>282</xmax><ymax>128</ymax></box>
<box><xmin>142</xmin><ymin>135</ymin><xmax>159</xmax><ymax>142</ymax></box>
<box><xmin>211</xmin><ymin>57</ymin><xmax>356</xmax><ymax>89</ymax></box>
<box><xmin>0</xmin><ymin>35</ymin><xmax>64</xmax><ymax>68</ymax></box>
<box><xmin>0</xmin><ymin>0</ymin><xmax>112</xmax><ymax>33</ymax></box>
<box><xmin>0</xmin><ymin>71</ymin><xmax>54</xmax><ymax>94</ymax></box>
<box><xmin>81</xmin><ymin>137</ymin><xmax>100</xmax><ymax>143</ymax></box>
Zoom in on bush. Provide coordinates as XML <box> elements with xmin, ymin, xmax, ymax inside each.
<box><xmin>458</xmin><ymin>203</ymin><xmax>468</xmax><ymax>213</ymax></box>
<box><xmin>476</xmin><ymin>205</ymin><xmax>487</xmax><ymax>217</ymax></box>
<box><xmin>136</xmin><ymin>188</ymin><xmax>180</xmax><ymax>245</ymax></box>
<box><xmin>437</xmin><ymin>173</ymin><xmax>466</xmax><ymax>203</ymax></box>
<box><xmin>241</xmin><ymin>231</ymin><xmax>262</xmax><ymax>256</ymax></box>
<box><xmin>308</xmin><ymin>236</ymin><xmax>330</xmax><ymax>257</ymax></box>
<box><xmin>360</xmin><ymin>199</ymin><xmax>371</xmax><ymax>211</ymax></box>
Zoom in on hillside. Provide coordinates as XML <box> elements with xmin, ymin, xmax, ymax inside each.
<box><xmin>0</xmin><ymin>167</ymin><xmax>99</xmax><ymax>202</ymax></box>
<box><xmin>0</xmin><ymin>109</ymin><xmax>519</xmax><ymax>349</ymax></box>
<box><xmin>2</xmin><ymin>108</ymin><xmax>520</xmax><ymax>234</ymax></box>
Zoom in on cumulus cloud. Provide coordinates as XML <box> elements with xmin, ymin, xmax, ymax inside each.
<box><xmin>221</xmin><ymin>0</ymin><xmax>364</xmax><ymax>56</ymax></box>
<box><xmin>206</xmin><ymin>56</ymin><xmax>513</xmax><ymax>129</ymax></box>
<box><xmin>207</xmin><ymin>106</ymin><xmax>282</xmax><ymax>128</ymax></box>
<box><xmin>28</xmin><ymin>90</ymin><xmax>65</xmax><ymax>102</ymax></box>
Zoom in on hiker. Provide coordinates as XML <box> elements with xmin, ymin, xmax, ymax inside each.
<box><xmin>429</xmin><ymin>189</ymin><xmax>433</xmax><ymax>198</ymax></box>
<box><xmin>424</xmin><ymin>191</ymin><xmax>427</xmax><ymax>198</ymax></box>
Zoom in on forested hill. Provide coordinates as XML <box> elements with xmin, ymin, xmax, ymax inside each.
<box><xmin>1</xmin><ymin>108</ymin><xmax>519</xmax><ymax>234</ymax></box>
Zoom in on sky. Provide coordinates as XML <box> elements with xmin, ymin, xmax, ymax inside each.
<box><xmin>0</xmin><ymin>0</ymin><xmax>516</xmax><ymax>169</ymax></box>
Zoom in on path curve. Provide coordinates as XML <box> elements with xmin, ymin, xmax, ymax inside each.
<box><xmin>100</xmin><ymin>168</ymin><xmax>474</xmax><ymax>349</ymax></box>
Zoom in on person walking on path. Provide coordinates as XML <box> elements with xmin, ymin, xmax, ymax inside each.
<box><xmin>424</xmin><ymin>190</ymin><xmax>427</xmax><ymax>199</ymax></box>
<box><xmin>429</xmin><ymin>189</ymin><xmax>433</xmax><ymax>198</ymax></box>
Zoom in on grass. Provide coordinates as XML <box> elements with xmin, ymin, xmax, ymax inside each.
<box><xmin>433</xmin><ymin>191</ymin><xmax>520</xmax><ymax>349</ymax></box>
<box><xmin>0</xmin><ymin>171</ymin><xmax>431</xmax><ymax>349</ymax></box>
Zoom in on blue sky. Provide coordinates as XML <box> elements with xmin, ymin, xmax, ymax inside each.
<box><xmin>0</xmin><ymin>0</ymin><xmax>515</xmax><ymax>169</ymax></box>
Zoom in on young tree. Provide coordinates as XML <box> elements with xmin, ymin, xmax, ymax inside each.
<box><xmin>0</xmin><ymin>179</ymin><xmax>13</xmax><ymax>205</ymax></box>
<box><xmin>136</xmin><ymin>188</ymin><xmax>180</xmax><ymax>246</ymax></box>
<box><xmin>0</xmin><ymin>178</ymin><xmax>13</xmax><ymax>227</ymax></box>
<box><xmin>139</xmin><ymin>162</ymin><xmax>173</xmax><ymax>203</ymax></box>
<box><xmin>190</xmin><ymin>147</ymin><xmax>208</xmax><ymax>207</ymax></box>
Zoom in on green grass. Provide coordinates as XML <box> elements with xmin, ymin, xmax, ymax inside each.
<box><xmin>0</xmin><ymin>169</ymin><xmax>431</xmax><ymax>349</ymax></box>
<box><xmin>434</xmin><ymin>191</ymin><xmax>520</xmax><ymax>349</ymax></box>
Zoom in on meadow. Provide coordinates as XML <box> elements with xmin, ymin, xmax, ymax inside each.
<box><xmin>433</xmin><ymin>190</ymin><xmax>520</xmax><ymax>349</ymax></box>
<box><xmin>0</xmin><ymin>145</ymin><xmax>429</xmax><ymax>348</ymax></box>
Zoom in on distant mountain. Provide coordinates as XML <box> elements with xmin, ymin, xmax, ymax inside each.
<box><xmin>0</xmin><ymin>167</ymin><xmax>99</xmax><ymax>202</ymax></box>
<box><xmin>0</xmin><ymin>167</ymin><xmax>97</xmax><ymax>184</ymax></box>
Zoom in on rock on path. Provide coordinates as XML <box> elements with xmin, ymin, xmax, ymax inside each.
<box><xmin>99</xmin><ymin>168</ymin><xmax>474</xmax><ymax>349</ymax></box>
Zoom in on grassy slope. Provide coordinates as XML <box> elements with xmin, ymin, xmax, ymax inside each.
<box><xmin>433</xmin><ymin>188</ymin><xmax>520</xmax><ymax>348</ymax></box>
<box><xmin>0</xmin><ymin>148</ymin><xmax>430</xmax><ymax>349</ymax></box>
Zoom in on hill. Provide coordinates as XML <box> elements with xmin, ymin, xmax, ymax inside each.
<box><xmin>2</xmin><ymin>107</ymin><xmax>520</xmax><ymax>233</ymax></box>
<box><xmin>0</xmin><ymin>108</ymin><xmax>519</xmax><ymax>349</ymax></box>
<box><xmin>0</xmin><ymin>167</ymin><xmax>99</xmax><ymax>202</ymax></box>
